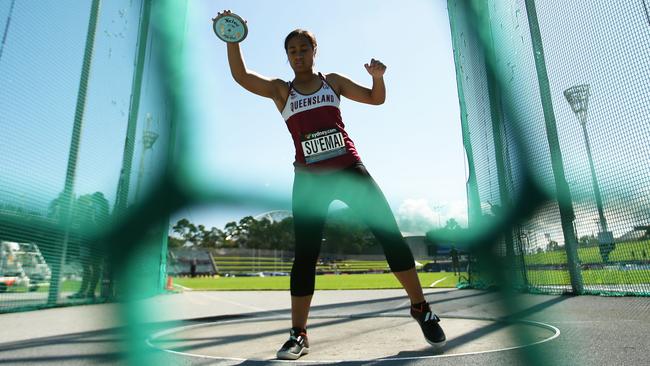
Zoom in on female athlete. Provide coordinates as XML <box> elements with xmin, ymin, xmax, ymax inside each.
<box><xmin>218</xmin><ymin>10</ymin><xmax>446</xmax><ymax>360</ymax></box>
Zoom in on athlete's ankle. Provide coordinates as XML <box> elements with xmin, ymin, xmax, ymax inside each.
<box><xmin>411</xmin><ymin>300</ymin><xmax>429</xmax><ymax>311</ymax></box>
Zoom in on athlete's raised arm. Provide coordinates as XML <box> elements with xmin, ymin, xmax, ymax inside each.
<box><xmin>219</xmin><ymin>11</ymin><xmax>286</xmax><ymax>102</ymax></box>
<box><xmin>328</xmin><ymin>59</ymin><xmax>387</xmax><ymax>105</ymax></box>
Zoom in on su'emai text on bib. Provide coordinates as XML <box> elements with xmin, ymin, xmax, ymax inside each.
<box><xmin>301</xmin><ymin>128</ymin><xmax>346</xmax><ymax>164</ymax></box>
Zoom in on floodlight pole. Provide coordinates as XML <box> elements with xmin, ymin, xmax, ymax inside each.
<box><xmin>577</xmin><ymin>110</ymin><xmax>608</xmax><ymax>233</ymax></box>
<box><xmin>134</xmin><ymin>113</ymin><xmax>159</xmax><ymax>202</ymax></box>
<box><xmin>564</xmin><ymin>84</ymin><xmax>612</xmax><ymax>262</ymax></box>
<box><xmin>581</xmin><ymin>120</ymin><xmax>608</xmax><ymax>233</ymax></box>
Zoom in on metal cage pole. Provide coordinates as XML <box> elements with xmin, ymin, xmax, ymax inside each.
<box><xmin>0</xmin><ymin>0</ymin><xmax>16</xmax><ymax>62</ymax></box>
<box><xmin>114</xmin><ymin>0</ymin><xmax>153</xmax><ymax>215</ymax></box>
<box><xmin>48</xmin><ymin>0</ymin><xmax>101</xmax><ymax>305</ymax></box>
<box><xmin>524</xmin><ymin>0</ymin><xmax>584</xmax><ymax>293</ymax></box>
<box><xmin>477</xmin><ymin>0</ymin><xmax>522</xmax><ymax>286</ymax></box>
<box><xmin>447</xmin><ymin>1</ymin><xmax>482</xmax><ymax>229</ymax></box>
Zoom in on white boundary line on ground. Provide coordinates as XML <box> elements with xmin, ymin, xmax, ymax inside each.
<box><xmin>430</xmin><ymin>277</ymin><xmax>448</xmax><ymax>287</ymax></box>
<box><xmin>190</xmin><ymin>292</ymin><xmax>280</xmax><ymax>314</ymax></box>
<box><xmin>145</xmin><ymin>314</ymin><xmax>561</xmax><ymax>363</ymax></box>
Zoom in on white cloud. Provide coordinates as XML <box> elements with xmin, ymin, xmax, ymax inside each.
<box><xmin>396</xmin><ymin>198</ymin><xmax>468</xmax><ymax>235</ymax></box>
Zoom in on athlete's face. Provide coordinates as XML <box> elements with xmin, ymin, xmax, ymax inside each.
<box><xmin>286</xmin><ymin>35</ymin><xmax>315</xmax><ymax>72</ymax></box>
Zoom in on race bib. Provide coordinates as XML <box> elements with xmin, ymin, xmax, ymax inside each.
<box><xmin>301</xmin><ymin>128</ymin><xmax>346</xmax><ymax>164</ymax></box>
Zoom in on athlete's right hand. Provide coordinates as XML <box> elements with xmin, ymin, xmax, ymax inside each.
<box><xmin>214</xmin><ymin>10</ymin><xmax>248</xmax><ymax>26</ymax></box>
<box><xmin>216</xmin><ymin>9</ymin><xmax>232</xmax><ymax>18</ymax></box>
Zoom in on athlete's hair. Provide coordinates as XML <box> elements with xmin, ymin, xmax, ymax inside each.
<box><xmin>284</xmin><ymin>29</ymin><xmax>317</xmax><ymax>53</ymax></box>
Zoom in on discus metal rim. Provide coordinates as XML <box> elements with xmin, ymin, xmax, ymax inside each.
<box><xmin>212</xmin><ymin>12</ymin><xmax>248</xmax><ymax>43</ymax></box>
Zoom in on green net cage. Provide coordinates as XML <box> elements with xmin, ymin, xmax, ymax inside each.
<box><xmin>447</xmin><ymin>0</ymin><xmax>650</xmax><ymax>295</ymax></box>
<box><xmin>1</xmin><ymin>0</ymin><xmax>648</xmax><ymax>312</ymax></box>
<box><xmin>0</xmin><ymin>0</ymin><xmax>175</xmax><ymax>312</ymax></box>
<box><xmin>1</xmin><ymin>0</ymin><xmax>649</xmax><ymax>364</ymax></box>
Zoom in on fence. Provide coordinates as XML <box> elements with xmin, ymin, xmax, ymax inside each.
<box><xmin>0</xmin><ymin>0</ymin><xmax>176</xmax><ymax>312</ymax></box>
<box><xmin>447</xmin><ymin>0</ymin><xmax>650</xmax><ymax>295</ymax></box>
<box><xmin>0</xmin><ymin>1</ymin><xmax>647</xmax><ymax>365</ymax></box>
<box><xmin>1</xmin><ymin>0</ymin><xmax>648</xmax><ymax>317</ymax></box>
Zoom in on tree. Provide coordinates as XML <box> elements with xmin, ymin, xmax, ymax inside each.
<box><xmin>217</xmin><ymin>221</ymin><xmax>238</xmax><ymax>248</ymax></box>
<box><xmin>169</xmin><ymin>214</ymin><xmax>295</xmax><ymax>251</ymax></box>
<box><xmin>167</xmin><ymin>236</ymin><xmax>185</xmax><ymax>249</ymax></box>
<box><xmin>47</xmin><ymin>192</ymin><xmax>67</xmax><ymax>220</ymax></box>
<box><xmin>322</xmin><ymin>208</ymin><xmax>378</xmax><ymax>255</ymax></box>
<box><xmin>74</xmin><ymin>192</ymin><xmax>110</xmax><ymax>228</ymax></box>
<box><xmin>170</xmin><ymin>218</ymin><xmax>231</xmax><ymax>248</ymax></box>
<box><xmin>444</xmin><ymin>218</ymin><xmax>461</xmax><ymax>231</ymax></box>
<box><xmin>266</xmin><ymin>217</ymin><xmax>294</xmax><ymax>250</ymax></box>
<box><xmin>172</xmin><ymin>218</ymin><xmax>199</xmax><ymax>244</ymax></box>
<box><xmin>546</xmin><ymin>240</ymin><xmax>560</xmax><ymax>252</ymax></box>
<box><xmin>203</xmin><ymin>227</ymin><xmax>226</xmax><ymax>248</ymax></box>
<box><xmin>243</xmin><ymin>217</ymin><xmax>273</xmax><ymax>249</ymax></box>
<box><xmin>578</xmin><ymin>234</ymin><xmax>598</xmax><ymax>248</ymax></box>
<box><xmin>223</xmin><ymin>221</ymin><xmax>238</xmax><ymax>237</ymax></box>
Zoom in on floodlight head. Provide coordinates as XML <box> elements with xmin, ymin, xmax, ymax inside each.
<box><xmin>563</xmin><ymin>84</ymin><xmax>590</xmax><ymax>124</ymax></box>
<box><xmin>143</xmin><ymin>130</ymin><xmax>159</xmax><ymax>149</ymax></box>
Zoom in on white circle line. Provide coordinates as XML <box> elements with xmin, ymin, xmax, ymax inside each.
<box><xmin>146</xmin><ymin>315</ymin><xmax>561</xmax><ymax>363</ymax></box>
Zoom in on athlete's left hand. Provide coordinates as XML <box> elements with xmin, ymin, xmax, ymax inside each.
<box><xmin>364</xmin><ymin>58</ymin><xmax>387</xmax><ymax>78</ymax></box>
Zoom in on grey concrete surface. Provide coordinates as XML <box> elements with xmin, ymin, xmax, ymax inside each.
<box><xmin>149</xmin><ymin>316</ymin><xmax>555</xmax><ymax>361</ymax></box>
<box><xmin>0</xmin><ymin>288</ymin><xmax>648</xmax><ymax>365</ymax></box>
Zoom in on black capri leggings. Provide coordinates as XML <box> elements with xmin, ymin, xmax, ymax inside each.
<box><xmin>290</xmin><ymin>163</ymin><xmax>415</xmax><ymax>296</ymax></box>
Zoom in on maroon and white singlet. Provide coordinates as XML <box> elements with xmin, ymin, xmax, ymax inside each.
<box><xmin>281</xmin><ymin>73</ymin><xmax>361</xmax><ymax>170</ymax></box>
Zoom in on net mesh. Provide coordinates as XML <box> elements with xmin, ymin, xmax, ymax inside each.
<box><xmin>0</xmin><ymin>0</ymin><xmax>647</xmax><ymax>310</ymax></box>
<box><xmin>0</xmin><ymin>0</ymin><xmax>649</xmax><ymax>364</ymax></box>
<box><xmin>0</xmin><ymin>0</ymin><xmax>172</xmax><ymax>311</ymax></box>
<box><xmin>448</xmin><ymin>0</ymin><xmax>650</xmax><ymax>295</ymax></box>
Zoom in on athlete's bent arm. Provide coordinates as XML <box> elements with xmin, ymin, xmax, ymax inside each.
<box><xmin>329</xmin><ymin>58</ymin><xmax>387</xmax><ymax>105</ymax></box>
<box><xmin>219</xmin><ymin>10</ymin><xmax>284</xmax><ymax>102</ymax></box>
<box><xmin>226</xmin><ymin>42</ymin><xmax>285</xmax><ymax>100</ymax></box>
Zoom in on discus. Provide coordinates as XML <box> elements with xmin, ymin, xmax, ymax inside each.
<box><xmin>212</xmin><ymin>12</ymin><xmax>248</xmax><ymax>43</ymax></box>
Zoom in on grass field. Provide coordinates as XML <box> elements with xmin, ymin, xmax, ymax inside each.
<box><xmin>2</xmin><ymin>280</ymin><xmax>82</xmax><ymax>293</ymax></box>
<box><xmin>208</xmin><ymin>258</ymin><xmax>420</xmax><ymax>274</ymax></box>
<box><xmin>524</xmin><ymin>240</ymin><xmax>650</xmax><ymax>265</ymax></box>
<box><xmin>174</xmin><ymin>272</ymin><xmax>463</xmax><ymax>291</ymax></box>
<box><xmin>5</xmin><ymin>271</ymin><xmax>646</xmax><ymax>294</ymax></box>
<box><xmin>174</xmin><ymin>268</ymin><xmax>650</xmax><ymax>291</ymax></box>
<box><xmin>526</xmin><ymin>269</ymin><xmax>650</xmax><ymax>286</ymax></box>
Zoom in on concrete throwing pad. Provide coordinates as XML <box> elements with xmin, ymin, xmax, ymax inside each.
<box><xmin>148</xmin><ymin>315</ymin><xmax>559</xmax><ymax>362</ymax></box>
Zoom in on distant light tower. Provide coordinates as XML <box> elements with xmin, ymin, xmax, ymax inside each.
<box><xmin>431</xmin><ymin>203</ymin><xmax>444</xmax><ymax>228</ymax></box>
<box><xmin>563</xmin><ymin>84</ymin><xmax>614</xmax><ymax>261</ymax></box>
<box><xmin>134</xmin><ymin>113</ymin><xmax>159</xmax><ymax>201</ymax></box>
